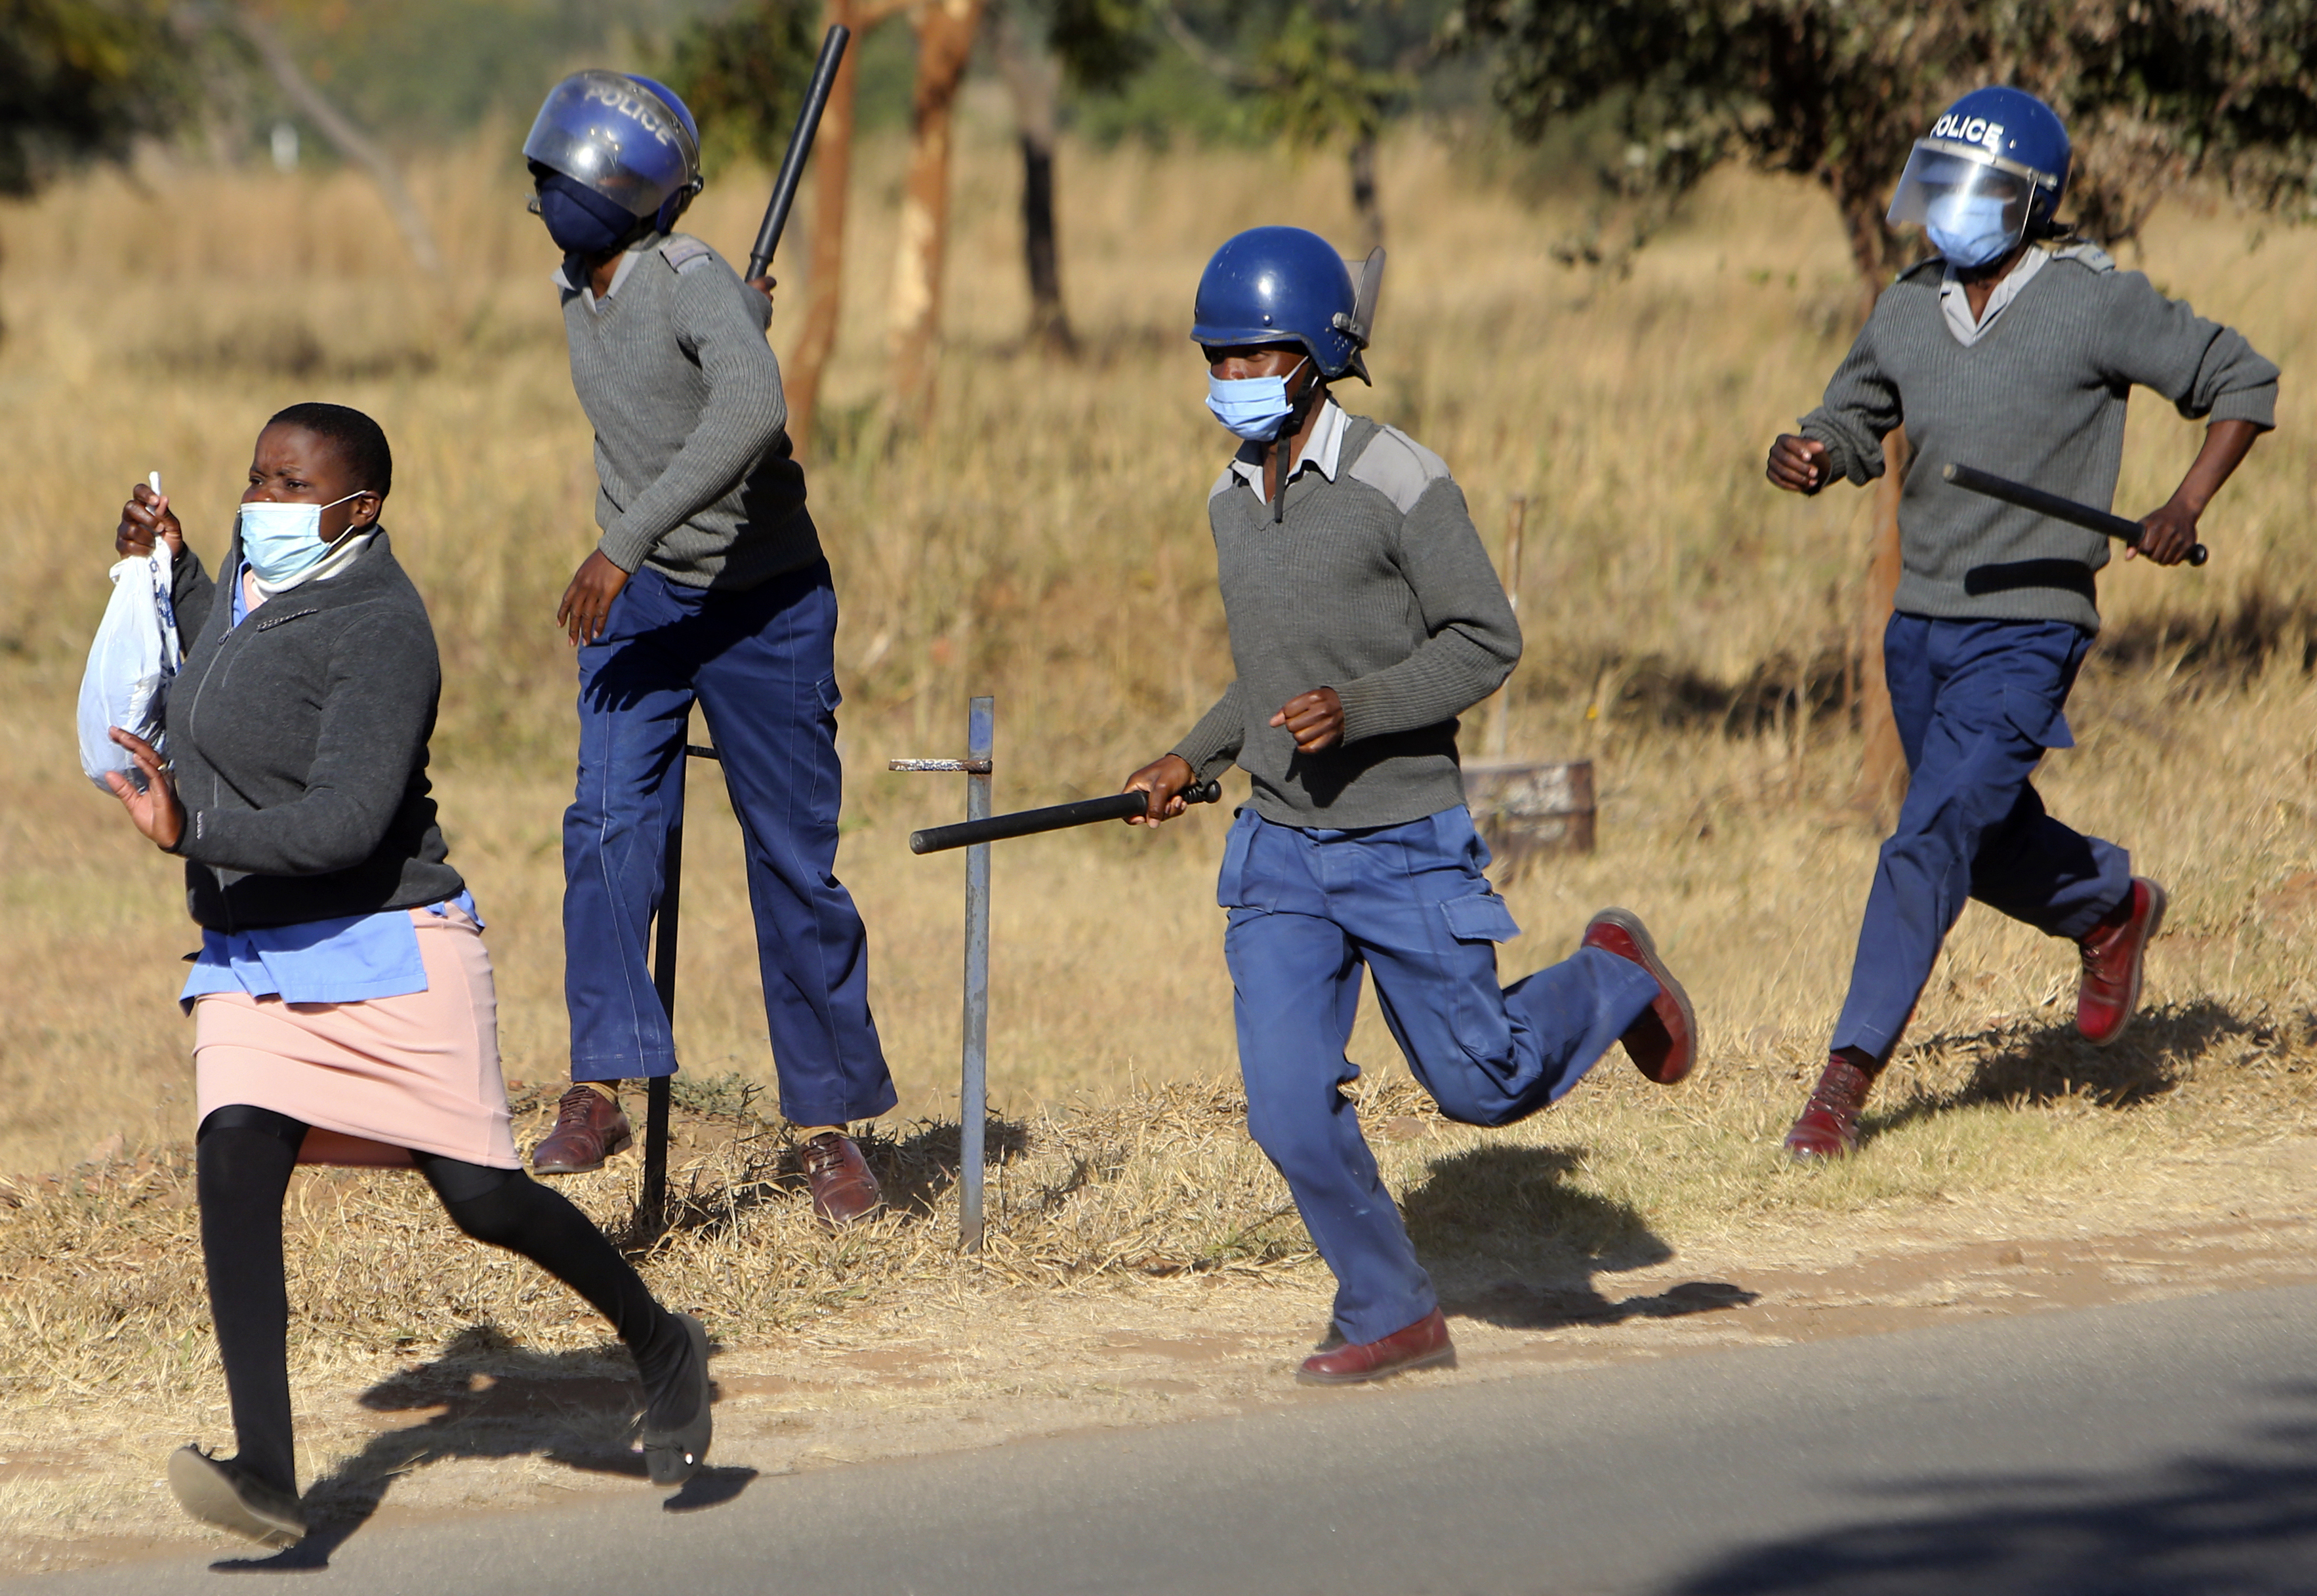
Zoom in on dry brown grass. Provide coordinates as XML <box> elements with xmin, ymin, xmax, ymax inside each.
<box><xmin>2</xmin><ymin>94</ymin><xmax>2316</xmax><ymax>1560</ymax></box>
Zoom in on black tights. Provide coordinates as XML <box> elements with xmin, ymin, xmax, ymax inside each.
<box><xmin>195</xmin><ymin>1105</ymin><xmax>682</xmax><ymax>1496</ymax></box>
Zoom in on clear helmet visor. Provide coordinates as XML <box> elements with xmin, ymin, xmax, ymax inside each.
<box><xmin>1887</xmin><ymin>143</ymin><xmax>2038</xmax><ymax>262</ymax></box>
<box><xmin>522</xmin><ymin>72</ymin><xmax>699</xmax><ymax>218</ymax></box>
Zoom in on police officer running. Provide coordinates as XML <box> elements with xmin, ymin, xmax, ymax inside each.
<box><xmin>521</xmin><ymin>72</ymin><xmax>893</xmax><ymax>1221</ymax></box>
<box><xmin>1124</xmin><ymin>228</ymin><xmax>1701</xmax><ymax>1384</ymax></box>
<box><xmin>1767</xmin><ymin>88</ymin><xmax>2277</xmax><ymax>1158</ymax></box>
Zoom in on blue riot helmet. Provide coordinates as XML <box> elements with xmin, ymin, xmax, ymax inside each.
<box><xmin>1886</xmin><ymin>87</ymin><xmax>2071</xmax><ymax>268</ymax></box>
<box><xmin>1192</xmin><ymin>226</ymin><xmax>1378</xmax><ymax>383</ymax></box>
<box><xmin>523</xmin><ymin>70</ymin><xmax>705</xmax><ymax>241</ymax></box>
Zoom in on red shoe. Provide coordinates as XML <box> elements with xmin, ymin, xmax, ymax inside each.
<box><xmin>802</xmin><ymin>1132</ymin><xmax>884</xmax><ymax>1227</ymax></box>
<box><xmin>1298</xmin><ymin>1308</ymin><xmax>1456</xmax><ymax>1386</ymax></box>
<box><xmin>2077</xmin><ymin>878</ymin><xmax>2166</xmax><ymax>1046</ymax></box>
<box><xmin>531</xmin><ymin>1084</ymin><xmax>633</xmax><ymax>1176</ymax></box>
<box><xmin>1783</xmin><ymin>1055</ymin><xmax>1873</xmax><ymax>1159</ymax></box>
<box><xmin>1580</xmin><ymin>909</ymin><xmax>1698</xmax><ymax>1084</ymax></box>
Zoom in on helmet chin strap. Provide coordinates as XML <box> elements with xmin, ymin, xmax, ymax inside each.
<box><xmin>1271</xmin><ymin>356</ymin><xmax>1321</xmax><ymax>525</ymax></box>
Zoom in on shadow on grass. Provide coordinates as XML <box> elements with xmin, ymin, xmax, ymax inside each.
<box><xmin>1860</xmin><ymin>997</ymin><xmax>2265</xmax><ymax>1149</ymax></box>
<box><xmin>1669</xmin><ymin>1381</ymin><xmax>2317</xmax><ymax>1593</ymax></box>
<box><xmin>1402</xmin><ymin>1143</ymin><xmax>1757</xmax><ymax>1332</ymax></box>
<box><xmin>211</xmin><ymin>1326</ymin><xmax>754</xmax><ymax>1573</ymax></box>
<box><xmin>609</xmin><ymin>1112</ymin><xmax>1035</xmax><ymax>1249</ymax></box>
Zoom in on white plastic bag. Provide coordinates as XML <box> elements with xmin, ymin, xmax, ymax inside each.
<box><xmin>77</xmin><ymin>542</ymin><xmax>181</xmax><ymax>791</ymax></box>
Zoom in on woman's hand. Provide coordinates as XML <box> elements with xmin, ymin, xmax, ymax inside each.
<box><xmin>1271</xmin><ymin>687</ymin><xmax>1344</xmax><ymax>754</ymax></box>
<box><xmin>1123</xmin><ymin>754</ymin><xmax>1195</xmax><ymax>826</ymax></box>
<box><xmin>1766</xmin><ymin>434</ymin><xmax>1831</xmax><ymax>495</ymax></box>
<box><xmin>104</xmin><ymin>728</ymin><xmax>185</xmax><ymax>850</ymax></box>
<box><xmin>117</xmin><ymin>482</ymin><xmax>184</xmax><ymax>559</ymax></box>
<box><xmin>558</xmin><ymin>549</ymin><xmax>631</xmax><ymax>645</ymax></box>
<box><xmin>747</xmin><ymin>274</ymin><xmax>777</xmax><ymax>311</ymax></box>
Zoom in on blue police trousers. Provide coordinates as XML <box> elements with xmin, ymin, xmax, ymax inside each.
<box><xmin>1222</xmin><ymin>806</ymin><xmax>1661</xmax><ymax>1344</ymax></box>
<box><xmin>1832</xmin><ymin>613</ymin><xmax>2134</xmax><ymax>1060</ymax></box>
<box><xmin>564</xmin><ymin>562</ymin><xmax>897</xmax><ymax>1127</ymax></box>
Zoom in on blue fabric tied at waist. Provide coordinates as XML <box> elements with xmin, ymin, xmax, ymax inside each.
<box><xmin>179</xmin><ymin>891</ymin><xmax>482</xmax><ymax>1009</ymax></box>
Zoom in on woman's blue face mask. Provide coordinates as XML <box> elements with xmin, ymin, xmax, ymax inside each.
<box><xmin>237</xmin><ymin>492</ymin><xmax>365</xmax><ymax>586</ymax></box>
<box><xmin>1206</xmin><ymin>357</ymin><xmax>1309</xmax><ymax>442</ymax></box>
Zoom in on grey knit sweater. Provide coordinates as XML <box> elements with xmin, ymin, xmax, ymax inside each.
<box><xmin>1801</xmin><ymin>243</ymin><xmax>2278</xmax><ymax>630</ymax></box>
<box><xmin>163</xmin><ymin>533</ymin><xmax>463</xmax><ymax>931</ymax></box>
<box><xmin>559</xmin><ymin>232</ymin><xmax>821</xmax><ymax>590</ymax></box>
<box><xmin>1172</xmin><ymin>414</ymin><xmax>1521</xmax><ymax>829</ymax></box>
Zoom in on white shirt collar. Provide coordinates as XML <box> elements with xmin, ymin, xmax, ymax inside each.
<box><xmin>1227</xmin><ymin>398</ymin><xmax>1347</xmax><ymax>503</ymax></box>
<box><xmin>550</xmin><ymin>236</ymin><xmax>656</xmax><ymax>311</ymax></box>
<box><xmin>1939</xmin><ymin>245</ymin><xmax>2047</xmax><ymax>347</ymax></box>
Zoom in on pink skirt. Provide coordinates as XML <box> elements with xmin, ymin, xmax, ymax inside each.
<box><xmin>193</xmin><ymin>904</ymin><xmax>520</xmax><ymax>1168</ymax></box>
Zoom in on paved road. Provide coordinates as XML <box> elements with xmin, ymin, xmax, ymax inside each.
<box><xmin>20</xmin><ymin>1284</ymin><xmax>2317</xmax><ymax>1594</ymax></box>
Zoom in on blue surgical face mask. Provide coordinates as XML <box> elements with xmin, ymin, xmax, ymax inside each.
<box><xmin>1925</xmin><ymin>192</ymin><xmax>2016</xmax><ymax>268</ymax></box>
<box><xmin>536</xmin><ymin>173</ymin><xmax>640</xmax><ymax>258</ymax></box>
<box><xmin>237</xmin><ymin>491</ymin><xmax>367</xmax><ymax>586</ymax></box>
<box><xmin>1206</xmin><ymin>358</ymin><xmax>1309</xmax><ymax>442</ymax></box>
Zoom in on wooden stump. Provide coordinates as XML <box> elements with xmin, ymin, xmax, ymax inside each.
<box><xmin>1462</xmin><ymin>760</ymin><xmax>1595</xmax><ymax>876</ymax></box>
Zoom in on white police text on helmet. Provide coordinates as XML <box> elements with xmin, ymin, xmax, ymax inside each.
<box><xmin>1930</xmin><ymin>113</ymin><xmax>2005</xmax><ymax>152</ymax></box>
<box><xmin>580</xmin><ymin>81</ymin><xmax>677</xmax><ymax>148</ymax></box>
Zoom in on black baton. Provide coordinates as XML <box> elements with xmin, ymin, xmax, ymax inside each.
<box><xmin>744</xmin><ymin>25</ymin><xmax>850</xmax><ymax>280</ymax></box>
<box><xmin>1943</xmin><ymin>462</ymin><xmax>2207</xmax><ymax>567</ymax></box>
<box><xmin>911</xmin><ymin>781</ymin><xmax>1223</xmax><ymax>855</ymax></box>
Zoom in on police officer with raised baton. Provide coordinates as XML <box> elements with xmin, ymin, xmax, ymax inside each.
<box><xmin>521</xmin><ymin>72</ymin><xmax>894</xmax><ymax>1221</ymax></box>
<box><xmin>1765</xmin><ymin>87</ymin><xmax>2278</xmax><ymax>1158</ymax></box>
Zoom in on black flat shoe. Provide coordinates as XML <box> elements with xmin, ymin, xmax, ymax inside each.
<box><xmin>641</xmin><ymin>1313</ymin><xmax>712</xmax><ymax>1488</ymax></box>
<box><xmin>167</xmin><ymin>1446</ymin><xmax>306</xmax><ymax>1547</ymax></box>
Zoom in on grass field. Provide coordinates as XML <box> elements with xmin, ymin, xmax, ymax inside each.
<box><xmin>2</xmin><ymin>102</ymin><xmax>2316</xmax><ymax>1557</ymax></box>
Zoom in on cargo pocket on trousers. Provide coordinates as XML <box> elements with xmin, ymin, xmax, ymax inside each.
<box><xmin>2002</xmin><ymin>687</ymin><xmax>2075</xmax><ymax>750</ymax></box>
<box><xmin>815</xmin><ymin>673</ymin><xmax>842</xmax><ymax>730</ymax></box>
<box><xmin>1440</xmin><ymin>890</ymin><xmax>1521</xmax><ymax>944</ymax></box>
<box><xmin>1216</xmin><ymin>807</ymin><xmax>1261</xmax><ymax>909</ymax></box>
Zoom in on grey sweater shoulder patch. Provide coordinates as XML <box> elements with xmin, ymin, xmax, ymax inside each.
<box><xmin>1208</xmin><ymin>466</ymin><xmax>1239</xmax><ymax>502</ymax></box>
<box><xmin>2046</xmin><ymin>241</ymin><xmax>2117</xmax><ymax>273</ymax></box>
<box><xmin>660</xmin><ymin>234</ymin><xmax>716</xmax><ymax>273</ymax></box>
<box><xmin>1345</xmin><ymin>423</ymin><xmax>1450</xmax><ymax>514</ymax></box>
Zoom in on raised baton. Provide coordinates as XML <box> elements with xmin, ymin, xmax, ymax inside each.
<box><xmin>911</xmin><ymin>781</ymin><xmax>1223</xmax><ymax>855</ymax></box>
<box><xmin>744</xmin><ymin>25</ymin><xmax>850</xmax><ymax>281</ymax></box>
<box><xmin>1943</xmin><ymin>462</ymin><xmax>2206</xmax><ymax>567</ymax></box>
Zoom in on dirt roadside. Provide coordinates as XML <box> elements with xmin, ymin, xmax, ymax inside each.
<box><xmin>6</xmin><ymin>1134</ymin><xmax>2312</xmax><ymax>1579</ymax></box>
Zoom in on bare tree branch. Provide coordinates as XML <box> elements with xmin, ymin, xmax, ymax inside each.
<box><xmin>216</xmin><ymin>4</ymin><xmax>442</xmax><ymax>275</ymax></box>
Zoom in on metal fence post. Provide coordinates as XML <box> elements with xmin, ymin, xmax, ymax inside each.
<box><xmin>959</xmin><ymin>696</ymin><xmax>994</xmax><ymax>1252</ymax></box>
<box><xmin>890</xmin><ymin>696</ymin><xmax>996</xmax><ymax>1252</ymax></box>
<box><xmin>643</xmin><ymin>737</ymin><xmax>722</xmax><ymax>1236</ymax></box>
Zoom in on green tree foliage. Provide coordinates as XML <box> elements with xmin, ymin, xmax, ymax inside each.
<box><xmin>662</xmin><ymin>0</ymin><xmax>819</xmax><ymax>172</ymax></box>
<box><xmin>1455</xmin><ymin>0</ymin><xmax>2317</xmax><ymax>284</ymax></box>
<box><xmin>0</xmin><ymin>0</ymin><xmax>178</xmax><ymax>193</ymax></box>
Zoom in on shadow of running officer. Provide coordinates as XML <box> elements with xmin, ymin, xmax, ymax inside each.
<box><xmin>1122</xmin><ymin>228</ymin><xmax>1702</xmax><ymax>1386</ymax></box>
<box><xmin>518</xmin><ymin>71</ymin><xmax>893</xmax><ymax>1223</ymax></box>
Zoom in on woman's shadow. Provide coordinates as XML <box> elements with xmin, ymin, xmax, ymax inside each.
<box><xmin>1401</xmin><ymin>1142</ymin><xmax>1755</xmax><ymax>1331</ymax></box>
<box><xmin>213</xmin><ymin>1325</ymin><xmax>754</xmax><ymax>1573</ymax></box>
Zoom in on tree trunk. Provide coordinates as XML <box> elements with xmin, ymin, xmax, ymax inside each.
<box><xmin>225</xmin><ymin>7</ymin><xmax>441</xmax><ymax>276</ymax></box>
<box><xmin>783</xmin><ymin>0</ymin><xmax>865</xmax><ymax>458</ymax></box>
<box><xmin>993</xmin><ymin>2</ymin><xmax>1075</xmax><ymax>353</ymax></box>
<box><xmin>1855</xmin><ymin>425</ymin><xmax>1909</xmax><ymax>822</ymax></box>
<box><xmin>889</xmin><ymin>0</ymin><xmax>987</xmax><ymax>427</ymax></box>
<box><xmin>1832</xmin><ymin>178</ymin><xmax>1914</xmax><ymax>819</ymax></box>
<box><xmin>1348</xmin><ymin>133</ymin><xmax>1383</xmax><ymax>253</ymax></box>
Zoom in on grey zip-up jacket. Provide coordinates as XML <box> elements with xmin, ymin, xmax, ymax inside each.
<box><xmin>163</xmin><ymin>531</ymin><xmax>463</xmax><ymax>931</ymax></box>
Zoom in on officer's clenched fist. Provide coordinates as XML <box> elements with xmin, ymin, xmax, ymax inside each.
<box><xmin>1767</xmin><ymin>434</ymin><xmax>1832</xmax><ymax>495</ymax></box>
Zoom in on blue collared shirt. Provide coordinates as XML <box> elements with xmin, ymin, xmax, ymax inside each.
<box><xmin>178</xmin><ymin>562</ymin><xmax>479</xmax><ymax>1008</ymax></box>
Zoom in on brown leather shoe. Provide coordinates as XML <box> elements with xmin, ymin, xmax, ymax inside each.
<box><xmin>531</xmin><ymin>1084</ymin><xmax>634</xmax><ymax>1176</ymax></box>
<box><xmin>2077</xmin><ymin>877</ymin><xmax>2165</xmax><ymax>1046</ymax></box>
<box><xmin>1298</xmin><ymin>1308</ymin><xmax>1456</xmax><ymax>1386</ymax></box>
<box><xmin>1784</xmin><ymin>1055</ymin><xmax>1874</xmax><ymax>1159</ymax></box>
<box><xmin>802</xmin><ymin>1132</ymin><xmax>882</xmax><ymax>1227</ymax></box>
<box><xmin>1580</xmin><ymin>909</ymin><xmax>1698</xmax><ymax>1084</ymax></box>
